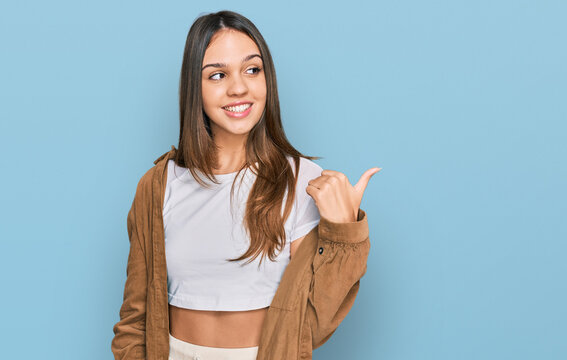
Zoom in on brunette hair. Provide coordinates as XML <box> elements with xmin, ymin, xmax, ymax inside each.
<box><xmin>174</xmin><ymin>10</ymin><xmax>320</xmax><ymax>266</ymax></box>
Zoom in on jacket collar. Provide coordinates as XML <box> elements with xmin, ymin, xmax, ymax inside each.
<box><xmin>153</xmin><ymin>145</ymin><xmax>177</xmax><ymax>165</ymax></box>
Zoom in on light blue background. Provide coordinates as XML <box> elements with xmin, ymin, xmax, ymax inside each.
<box><xmin>0</xmin><ymin>0</ymin><xmax>565</xmax><ymax>359</ymax></box>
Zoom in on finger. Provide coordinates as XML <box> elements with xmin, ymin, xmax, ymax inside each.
<box><xmin>320</xmin><ymin>169</ymin><xmax>349</xmax><ymax>183</ymax></box>
<box><xmin>305</xmin><ymin>182</ymin><xmax>321</xmax><ymax>200</ymax></box>
<box><xmin>307</xmin><ymin>174</ymin><xmax>332</xmax><ymax>189</ymax></box>
<box><xmin>354</xmin><ymin>167</ymin><xmax>381</xmax><ymax>194</ymax></box>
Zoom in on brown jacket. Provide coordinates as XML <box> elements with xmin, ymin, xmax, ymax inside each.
<box><xmin>111</xmin><ymin>145</ymin><xmax>371</xmax><ymax>359</ymax></box>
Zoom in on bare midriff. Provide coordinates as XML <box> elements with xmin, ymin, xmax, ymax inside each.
<box><xmin>168</xmin><ymin>304</ymin><xmax>269</xmax><ymax>348</ymax></box>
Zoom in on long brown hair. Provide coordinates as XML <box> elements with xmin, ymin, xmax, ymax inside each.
<box><xmin>174</xmin><ymin>10</ymin><xmax>321</xmax><ymax>267</ymax></box>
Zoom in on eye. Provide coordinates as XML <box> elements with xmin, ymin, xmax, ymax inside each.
<box><xmin>209</xmin><ymin>72</ymin><xmax>225</xmax><ymax>80</ymax></box>
<box><xmin>246</xmin><ymin>67</ymin><xmax>262</xmax><ymax>75</ymax></box>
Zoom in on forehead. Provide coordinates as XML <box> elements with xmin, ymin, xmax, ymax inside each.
<box><xmin>203</xmin><ymin>29</ymin><xmax>261</xmax><ymax>63</ymax></box>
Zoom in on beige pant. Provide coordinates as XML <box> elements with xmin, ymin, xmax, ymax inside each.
<box><xmin>168</xmin><ymin>332</ymin><xmax>259</xmax><ymax>360</ymax></box>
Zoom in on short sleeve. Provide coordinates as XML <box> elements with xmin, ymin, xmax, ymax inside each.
<box><xmin>290</xmin><ymin>157</ymin><xmax>323</xmax><ymax>242</ymax></box>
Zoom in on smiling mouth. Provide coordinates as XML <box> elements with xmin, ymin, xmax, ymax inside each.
<box><xmin>222</xmin><ymin>103</ymin><xmax>252</xmax><ymax>113</ymax></box>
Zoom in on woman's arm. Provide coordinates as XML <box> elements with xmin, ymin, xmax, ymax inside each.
<box><xmin>298</xmin><ymin>164</ymin><xmax>376</xmax><ymax>350</ymax></box>
<box><xmin>111</xmin><ymin>174</ymin><xmax>152</xmax><ymax>359</ymax></box>
<box><xmin>304</xmin><ymin>209</ymin><xmax>370</xmax><ymax>349</ymax></box>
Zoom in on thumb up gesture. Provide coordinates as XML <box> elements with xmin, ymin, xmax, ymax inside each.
<box><xmin>306</xmin><ymin>166</ymin><xmax>381</xmax><ymax>223</ymax></box>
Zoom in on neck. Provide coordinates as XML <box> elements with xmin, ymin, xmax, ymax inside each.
<box><xmin>212</xmin><ymin>134</ymin><xmax>247</xmax><ymax>175</ymax></box>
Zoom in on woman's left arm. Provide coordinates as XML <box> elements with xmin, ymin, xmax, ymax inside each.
<box><xmin>305</xmin><ymin>209</ymin><xmax>370</xmax><ymax>349</ymax></box>
<box><xmin>303</xmin><ymin>166</ymin><xmax>380</xmax><ymax>349</ymax></box>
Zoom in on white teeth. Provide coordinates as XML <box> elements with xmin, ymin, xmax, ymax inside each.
<box><xmin>224</xmin><ymin>103</ymin><xmax>251</xmax><ymax>112</ymax></box>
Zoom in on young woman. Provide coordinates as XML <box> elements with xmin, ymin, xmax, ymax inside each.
<box><xmin>111</xmin><ymin>10</ymin><xmax>379</xmax><ymax>360</ymax></box>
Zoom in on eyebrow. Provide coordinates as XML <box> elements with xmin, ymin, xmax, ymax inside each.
<box><xmin>201</xmin><ymin>54</ymin><xmax>263</xmax><ymax>71</ymax></box>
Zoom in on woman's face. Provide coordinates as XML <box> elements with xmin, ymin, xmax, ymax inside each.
<box><xmin>201</xmin><ymin>28</ymin><xmax>267</xmax><ymax>142</ymax></box>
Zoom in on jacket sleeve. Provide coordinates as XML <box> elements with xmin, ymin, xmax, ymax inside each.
<box><xmin>111</xmin><ymin>173</ymin><xmax>152</xmax><ymax>359</ymax></box>
<box><xmin>305</xmin><ymin>208</ymin><xmax>370</xmax><ymax>349</ymax></box>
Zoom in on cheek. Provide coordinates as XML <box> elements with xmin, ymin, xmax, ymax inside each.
<box><xmin>201</xmin><ymin>85</ymin><xmax>211</xmax><ymax>107</ymax></box>
<box><xmin>253</xmin><ymin>77</ymin><xmax>267</xmax><ymax>102</ymax></box>
<box><xmin>201</xmin><ymin>85</ymin><xmax>220</xmax><ymax>109</ymax></box>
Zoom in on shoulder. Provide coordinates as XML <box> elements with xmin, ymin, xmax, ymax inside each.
<box><xmin>286</xmin><ymin>155</ymin><xmax>323</xmax><ymax>183</ymax></box>
<box><xmin>129</xmin><ymin>147</ymin><xmax>174</xmax><ymax>213</ymax></box>
<box><xmin>131</xmin><ymin>164</ymin><xmax>158</xmax><ymax>207</ymax></box>
<box><xmin>135</xmin><ymin>146</ymin><xmax>175</xmax><ymax>195</ymax></box>
<box><xmin>299</xmin><ymin>157</ymin><xmax>323</xmax><ymax>179</ymax></box>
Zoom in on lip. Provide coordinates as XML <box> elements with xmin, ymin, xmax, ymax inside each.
<box><xmin>222</xmin><ymin>100</ymin><xmax>253</xmax><ymax>108</ymax></box>
<box><xmin>222</xmin><ymin>101</ymin><xmax>253</xmax><ymax>119</ymax></box>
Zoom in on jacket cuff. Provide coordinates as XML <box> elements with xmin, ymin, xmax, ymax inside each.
<box><xmin>318</xmin><ymin>208</ymin><xmax>369</xmax><ymax>244</ymax></box>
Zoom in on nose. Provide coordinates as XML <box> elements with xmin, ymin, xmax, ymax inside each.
<box><xmin>227</xmin><ymin>73</ymin><xmax>248</xmax><ymax>96</ymax></box>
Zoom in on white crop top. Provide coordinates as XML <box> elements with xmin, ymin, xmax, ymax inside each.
<box><xmin>163</xmin><ymin>155</ymin><xmax>323</xmax><ymax>311</ymax></box>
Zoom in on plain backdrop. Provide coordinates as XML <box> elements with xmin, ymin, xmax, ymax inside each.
<box><xmin>0</xmin><ymin>0</ymin><xmax>565</xmax><ymax>359</ymax></box>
